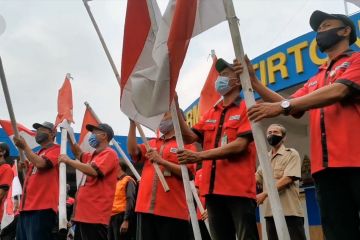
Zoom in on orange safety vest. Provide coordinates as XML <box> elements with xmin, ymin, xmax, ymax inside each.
<box><xmin>112</xmin><ymin>175</ymin><xmax>135</xmax><ymax>215</ymax></box>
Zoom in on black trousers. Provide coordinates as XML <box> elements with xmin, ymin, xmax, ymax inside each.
<box><xmin>16</xmin><ymin>209</ymin><xmax>56</xmax><ymax>240</ymax></box>
<box><xmin>206</xmin><ymin>195</ymin><xmax>259</xmax><ymax>240</ymax></box>
<box><xmin>265</xmin><ymin>216</ymin><xmax>306</xmax><ymax>240</ymax></box>
<box><xmin>77</xmin><ymin>222</ymin><xmax>108</xmax><ymax>240</ymax></box>
<box><xmin>108</xmin><ymin>213</ymin><xmax>134</xmax><ymax>240</ymax></box>
<box><xmin>313</xmin><ymin>168</ymin><xmax>360</xmax><ymax>240</ymax></box>
<box><xmin>139</xmin><ymin>213</ymin><xmax>192</xmax><ymax>240</ymax></box>
<box><xmin>0</xmin><ymin>215</ymin><xmax>18</xmax><ymax>240</ymax></box>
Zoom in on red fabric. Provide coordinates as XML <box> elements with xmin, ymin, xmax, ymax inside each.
<box><xmin>194</xmin><ymin>169</ymin><xmax>206</xmax><ymax>220</ymax></box>
<box><xmin>167</xmin><ymin>0</ymin><xmax>198</xmax><ymax>104</ymax></box>
<box><xmin>193</xmin><ymin>100</ymin><xmax>256</xmax><ymax>198</ymax></box>
<box><xmin>55</xmin><ymin>76</ymin><xmax>74</xmax><ymax>126</ymax></box>
<box><xmin>134</xmin><ymin>138</ymin><xmax>196</xmax><ymax>220</ymax></box>
<box><xmin>120</xmin><ymin>0</ymin><xmax>151</xmax><ymax>95</ymax></box>
<box><xmin>66</xmin><ymin>197</ymin><xmax>75</xmax><ymax>205</ymax></box>
<box><xmin>73</xmin><ymin>147</ymin><xmax>119</xmax><ymax>225</ymax></box>
<box><xmin>0</xmin><ymin>163</ymin><xmax>14</xmax><ymax>221</ymax></box>
<box><xmin>0</xmin><ymin>120</ymin><xmax>35</xmax><ymax>137</ymax></box>
<box><xmin>79</xmin><ymin>109</ymin><xmax>98</xmax><ymax>145</ymax></box>
<box><xmin>20</xmin><ymin>145</ymin><xmax>60</xmax><ymax>212</ymax></box>
<box><xmin>291</xmin><ymin>51</ymin><xmax>360</xmax><ymax>174</ymax></box>
<box><xmin>199</xmin><ymin>56</ymin><xmax>220</xmax><ymax>116</ymax></box>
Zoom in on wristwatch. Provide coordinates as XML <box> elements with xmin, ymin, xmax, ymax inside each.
<box><xmin>280</xmin><ymin>99</ymin><xmax>292</xmax><ymax>115</ymax></box>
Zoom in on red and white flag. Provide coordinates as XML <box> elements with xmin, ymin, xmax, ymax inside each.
<box><xmin>345</xmin><ymin>0</ymin><xmax>360</xmax><ymax>7</ymax></box>
<box><xmin>79</xmin><ymin>108</ymin><xmax>98</xmax><ymax>153</ymax></box>
<box><xmin>1</xmin><ymin>161</ymin><xmax>22</xmax><ymax>230</ymax></box>
<box><xmin>55</xmin><ymin>74</ymin><xmax>74</xmax><ymax>126</ymax></box>
<box><xmin>0</xmin><ymin>120</ymin><xmax>39</xmax><ymax>150</ymax></box>
<box><xmin>198</xmin><ymin>54</ymin><xmax>220</xmax><ymax>117</ymax></box>
<box><xmin>120</xmin><ymin>0</ymin><xmax>226</xmax><ymax>131</ymax></box>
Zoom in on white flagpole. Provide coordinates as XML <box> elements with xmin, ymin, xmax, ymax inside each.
<box><xmin>344</xmin><ymin>0</ymin><xmax>349</xmax><ymax>15</ymax></box>
<box><xmin>59</xmin><ymin>120</ymin><xmax>68</xmax><ymax>230</ymax></box>
<box><xmin>189</xmin><ymin>180</ymin><xmax>212</xmax><ymax>239</ymax></box>
<box><xmin>81</xmin><ymin>1</ymin><xmax>168</xmax><ymax>186</ymax></box>
<box><xmin>84</xmin><ymin>102</ymin><xmax>141</xmax><ymax>181</ymax></box>
<box><xmin>170</xmin><ymin>101</ymin><xmax>202</xmax><ymax>240</ymax></box>
<box><xmin>222</xmin><ymin>0</ymin><xmax>290</xmax><ymax>239</ymax></box>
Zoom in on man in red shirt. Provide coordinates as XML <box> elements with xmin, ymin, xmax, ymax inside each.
<box><xmin>0</xmin><ymin>142</ymin><xmax>15</xmax><ymax>228</ymax></box>
<box><xmin>176</xmin><ymin>58</ymin><xmax>259</xmax><ymax>240</ymax></box>
<box><xmin>127</xmin><ymin>112</ymin><xmax>195</xmax><ymax>240</ymax></box>
<box><xmin>59</xmin><ymin>123</ymin><xmax>119</xmax><ymax>240</ymax></box>
<box><xmin>14</xmin><ymin>121</ymin><xmax>60</xmax><ymax>240</ymax></box>
<box><xmin>245</xmin><ymin>10</ymin><xmax>360</xmax><ymax>240</ymax></box>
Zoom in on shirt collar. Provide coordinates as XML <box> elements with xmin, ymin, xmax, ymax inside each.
<box><xmin>269</xmin><ymin>144</ymin><xmax>286</xmax><ymax>158</ymax></box>
<box><xmin>214</xmin><ymin>95</ymin><xmax>242</xmax><ymax>110</ymax></box>
<box><xmin>319</xmin><ymin>49</ymin><xmax>354</xmax><ymax>70</ymax></box>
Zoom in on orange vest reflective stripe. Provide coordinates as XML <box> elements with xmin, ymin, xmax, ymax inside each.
<box><xmin>112</xmin><ymin>175</ymin><xmax>134</xmax><ymax>214</ymax></box>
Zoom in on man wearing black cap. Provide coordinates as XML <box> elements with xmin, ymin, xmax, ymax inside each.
<box><xmin>243</xmin><ymin>10</ymin><xmax>360</xmax><ymax>240</ymax></box>
<box><xmin>59</xmin><ymin>123</ymin><xmax>119</xmax><ymax>240</ymax></box>
<box><xmin>14</xmin><ymin>121</ymin><xmax>60</xmax><ymax>240</ymax></box>
<box><xmin>175</xmin><ymin>59</ymin><xmax>259</xmax><ymax>240</ymax></box>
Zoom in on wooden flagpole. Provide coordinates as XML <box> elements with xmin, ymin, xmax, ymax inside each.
<box><xmin>222</xmin><ymin>1</ymin><xmax>290</xmax><ymax>239</ymax></box>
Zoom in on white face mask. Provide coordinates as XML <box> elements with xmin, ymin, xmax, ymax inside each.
<box><xmin>159</xmin><ymin>119</ymin><xmax>174</xmax><ymax>134</ymax></box>
<box><xmin>215</xmin><ymin>76</ymin><xmax>232</xmax><ymax>96</ymax></box>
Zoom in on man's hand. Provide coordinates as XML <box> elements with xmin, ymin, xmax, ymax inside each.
<box><xmin>13</xmin><ymin>136</ymin><xmax>28</xmax><ymax>150</ymax></box>
<box><xmin>58</xmin><ymin>154</ymin><xmax>71</xmax><ymax>164</ymax></box>
<box><xmin>233</xmin><ymin>55</ymin><xmax>258</xmax><ymax>86</ymax></box>
<box><xmin>120</xmin><ymin>220</ymin><xmax>129</xmax><ymax>234</ymax></box>
<box><xmin>256</xmin><ymin>192</ymin><xmax>268</xmax><ymax>206</ymax></box>
<box><xmin>177</xmin><ymin>150</ymin><xmax>202</xmax><ymax>164</ymax></box>
<box><xmin>145</xmin><ymin>149</ymin><xmax>164</xmax><ymax>164</ymax></box>
<box><xmin>201</xmin><ymin>209</ymin><xmax>208</xmax><ymax>221</ymax></box>
<box><xmin>248</xmin><ymin>102</ymin><xmax>283</xmax><ymax>122</ymax></box>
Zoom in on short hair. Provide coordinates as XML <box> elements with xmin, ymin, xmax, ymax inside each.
<box><xmin>268</xmin><ymin>124</ymin><xmax>287</xmax><ymax>137</ymax></box>
<box><xmin>0</xmin><ymin>142</ymin><xmax>10</xmax><ymax>158</ymax></box>
<box><xmin>119</xmin><ymin>161</ymin><xmax>128</xmax><ymax>172</ymax></box>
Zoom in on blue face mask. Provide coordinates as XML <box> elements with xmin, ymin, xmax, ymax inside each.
<box><xmin>88</xmin><ymin>133</ymin><xmax>100</xmax><ymax>148</ymax></box>
<box><xmin>215</xmin><ymin>76</ymin><xmax>232</xmax><ymax>96</ymax></box>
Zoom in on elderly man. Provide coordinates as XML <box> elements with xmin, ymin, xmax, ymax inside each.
<box><xmin>243</xmin><ymin>10</ymin><xmax>360</xmax><ymax>240</ymax></box>
<box><xmin>14</xmin><ymin>121</ymin><xmax>60</xmax><ymax>240</ymax></box>
<box><xmin>59</xmin><ymin>123</ymin><xmax>119</xmax><ymax>240</ymax></box>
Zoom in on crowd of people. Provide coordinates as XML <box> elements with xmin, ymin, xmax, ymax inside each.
<box><xmin>0</xmin><ymin>10</ymin><xmax>358</xmax><ymax>240</ymax></box>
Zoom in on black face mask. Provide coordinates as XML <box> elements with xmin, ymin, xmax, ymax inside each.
<box><xmin>35</xmin><ymin>132</ymin><xmax>49</xmax><ymax>144</ymax></box>
<box><xmin>267</xmin><ymin>134</ymin><xmax>283</xmax><ymax>146</ymax></box>
<box><xmin>316</xmin><ymin>26</ymin><xmax>346</xmax><ymax>52</ymax></box>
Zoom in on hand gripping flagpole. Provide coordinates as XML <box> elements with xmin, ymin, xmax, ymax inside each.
<box><xmin>0</xmin><ymin>57</ymin><xmax>26</xmax><ymax>178</ymax></box>
<box><xmin>171</xmin><ymin>101</ymin><xmax>202</xmax><ymax>240</ymax></box>
<box><xmin>84</xmin><ymin>102</ymin><xmax>141</xmax><ymax>181</ymax></box>
<box><xmin>222</xmin><ymin>1</ymin><xmax>290</xmax><ymax>239</ymax></box>
<box><xmin>82</xmin><ymin>1</ymin><xmax>168</xmax><ymax>188</ymax></box>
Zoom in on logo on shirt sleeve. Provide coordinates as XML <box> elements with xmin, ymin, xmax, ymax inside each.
<box><xmin>169</xmin><ymin>147</ymin><xmax>178</xmax><ymax>153</ymax></box>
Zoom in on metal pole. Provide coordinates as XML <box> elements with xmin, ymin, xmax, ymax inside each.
<box><xmin>59</xmin><ymin>123</ymin><xmax>68</xmax><ymax>230</ymax></box>
<box><xmin>84</xmin><ymin>102</ymin><xmax>141</xmax><ymax>181</ymax></box>
<box><xmin>222</xmin><ymin>1</ymin><xmax>290</xmax><ymax>239</ymax></box>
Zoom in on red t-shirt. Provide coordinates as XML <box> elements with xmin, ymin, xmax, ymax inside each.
<box><xmin>134</xmin><ymin>137</ymin><xmax>196</xmax><ymax>220</ymax></box>
<box><xmin>72</xmin><ymin>147</ymin><xmax>119</xmax><ymax>225</ymax></box>
<box><xmin>0</xmin><ymin>163</ymin><xmax>14</xmax><ymax>221</ymax></box>
<box><xmin>292</xmin><ymin>50</ymin><xmax>360</xmax><ymax>174</ymax></box>
<box><xmin>20</xmin><ymin>144</ymin><xmax>60</xmax><ymax>212</ymax></box>
<box><xmin>193</xmin><ymin>99</ymin><xmax>256</xmax><ymax>199</ymax></box>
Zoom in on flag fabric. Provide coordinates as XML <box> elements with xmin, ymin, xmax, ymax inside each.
<box><xmin>1</xmin><ymin>161</ymin><xmax>22</xmax><ymax>230</ymax></box>
<box><xmin>120</xmin><ymin>0</ymin><xmax>226</xmax><ymax>131</ymax></box>
<box><xmin>79</xmin><ymin>108</ymin><xmax>99</xmax><ymax>153</ymax></box>
<box><xmin>198</xmin><ymin>55</ymin><xmax>221</xmax><ymax>117</ymax></box>
<box><xmin>346</xmin><ymin>0</ymin><xmax>360</xmax><ymax>7</ymax></box>
<box><xmin>0</xmin><ymin>120</ymin><xmax>39</xmax><ymax>150</ymax></box>
<box><xmin>55</xmin><ymin>74</ymin><xmax>74</xmax><ymax>126</ymax></box>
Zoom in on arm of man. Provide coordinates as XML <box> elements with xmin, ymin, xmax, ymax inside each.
<box><xmin>124</xmin><ymin>180</ymin><xmax>136</xmax><ymax>221</ymax></box>
<box><xmin>127</xmin><ymin>120</ymin><xmax>142</xmax><ymax>161</ymax></box>
<box><xmin>59</xmin><ymin>154</ymin><xmax>98</xmax><ymax>177</ymax></box>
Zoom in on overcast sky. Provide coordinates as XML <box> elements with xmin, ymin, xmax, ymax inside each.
<box><xmin>0</xmin><ymin>0</ymin><xmax>358</xmax><ymax>137</ymax></box>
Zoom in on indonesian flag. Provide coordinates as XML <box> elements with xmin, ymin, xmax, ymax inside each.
<box><xmin>0</xmin><ymin>120</ymin><xmax>39</xmax><ymax>150</ymax></box>
<box><xmin>1</xmin><ymin>161</ymin><xmax>22</xmax><ymax>230</ymax></box>
<box><xmin>55</xmin><ymin>74</ymin><xmax>74</xmax><ymax>126</ymax></box>
<box><xmin>79</xmin><ymin>108</ymin><xmax>98</xmax><ymax>153</ymax></box>
<box><xmin>198</xmin><ymin>54</ymin><xmax>221</xmax><ymax>117</ymax></box>
<box><xmin>120</xmin><ymin>0</ymin><xmax>226</xmax><ymax>131</ymax></box>
<box><xmin>346</xmin><ymin>0</ymin><xmax>360</xmax><ymax>7</ymax></box>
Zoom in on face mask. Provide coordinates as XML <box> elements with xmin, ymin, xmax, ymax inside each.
<box><xmin>267</xmin><ymin>134</ymin><xmax>283</xmax><ymax>146</ymax></box>
<box><xmin>159</xmin><ymin>119</ymin><xmax>174</xmax><ymax>134</ymax></box>
<box><xmin>35</xmin><ymin>132</ymin><xmax>49</xmax><ymax>144</ymax></box>
<box><xmin>316</xmin><ymin>26</ymin><xmax>346</xmax><ymax>52</ymax></box>
<box><xmin>88</xmin><ymin>134</ymin><xmax>100</xmax><ymax>148</ymax></box>
<box><xmin>215</xmin><ymin>76</ymin><xmax>233</xmax><ymax>96</ymax></box>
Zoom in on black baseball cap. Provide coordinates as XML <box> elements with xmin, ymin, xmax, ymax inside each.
<box><xmin>215</xmin><ymin>58</ymin><xmax>234</xmax><ymax>73</ymax></box>
<box><xmin>33</xmin><ymin>121</ymin><xmax>55</xmax><ymax>131</ymax></box>
<box><xmin>86</xmin><ymin>123</ymin><xmax>114</xmax><ymax>141</ymax></box>
<box><xmin>310</xmin><ymin>10</ymin><xmax>357</xmax><ymax>45</ymax></box>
